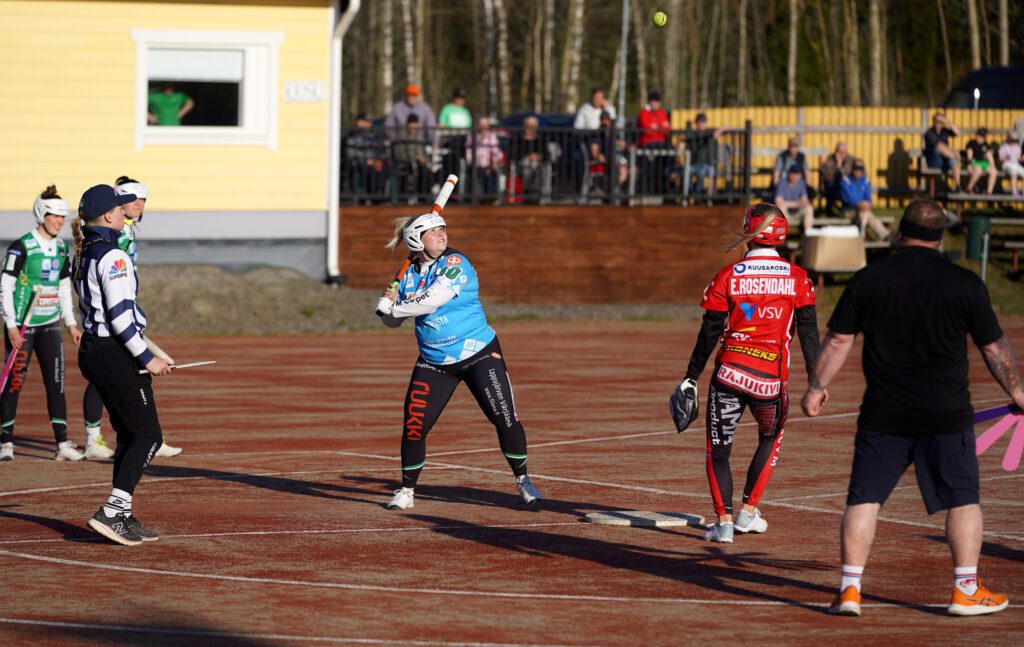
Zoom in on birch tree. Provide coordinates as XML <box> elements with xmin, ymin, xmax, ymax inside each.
<box><xmin>399</xmin><ymin>0</ymin><xmax>416</xmax><ymax>85</ymax></box>
<box><xmin>543</xmin><ymin>0</ymin><xmax>555</xmax><ymax>110</ymax></box>
<box><xmin>630</xmin><ymin>0</ymin><xmax>649</xmax><ymax>108</ymax></box>
<box><xmin>559</xmin><ymin>0</ymin><xmax>586</xmax><ymax>113</ymax></box>
<box><xmin>966</xmin><ymin>0</ymin><xmax>981</xmax><ymax>70</ymax></box>
<box><xmin>737</xmin><ymin>0</ymin><xmax>749</xmax><ymax>105</ymax></box>
<box><xmin>844</xmin><ymin>0</ymin><xmax>861</xmax><ymax>105</ymax></box>
<box><xmin>788</xmin><ymin>0</ymin><xmax>798</xmax><ymax>105</ymax></box>
<box><xmin>381</xmin><ymin>0</ymin><xmax>393</xmax><ymax>113</ymax></box>
<box><xmin>999</xmin><ymin>0</ymin><xmax>1009</xmax><ymax>66</ymax></box>
<box><xmin>869</xmin><ymin>0</ymin><xmax>882</xmax><ymax>106</ymax></box>
<box><xmin>494</xmin><ymin>0</ymin><xmax>512</xmax><ymax>117</ymax></box>
<box><xmin>664</xmin><ymin>0</ymin><xmax>682</xmax><ymax>108</ymax></box>
<box><xmin>482</xmin><ymin>0</ymin><xmax>497</xmax><ymax>114</ymax></box>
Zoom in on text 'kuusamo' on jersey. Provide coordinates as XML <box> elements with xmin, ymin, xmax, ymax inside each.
<box><xmin>701</xmin><ymin>250</ymin><xmax>815</xmax><ymax>383</ymax></box>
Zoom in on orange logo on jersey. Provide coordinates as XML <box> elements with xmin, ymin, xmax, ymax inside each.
<box><xmin>446</xmin><ymin>256</ymin><xmax>462</xmax><ymax>266</ymax></box>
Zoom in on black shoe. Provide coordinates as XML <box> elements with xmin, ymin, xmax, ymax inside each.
<box><xmin>87</xmin><ymin>509</ymin><xmax>143</xmax><ymax>546</ymax></box>
<box><xmin>124</xmin><ymin>514</ymin><xmax>159</xmax><ymax>541</ymax></box>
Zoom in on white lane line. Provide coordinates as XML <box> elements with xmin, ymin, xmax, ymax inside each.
<box><xmin>0</xmin><ymin>551</ymin><xmax>947</xmax><ymax>609</ymax></box>
<box><xmin>0</xmin><ymin>617</ymin><xmax>579</xmax><ymax>647</ymax></box>
<box><xmin>0</xmin><ymin>521</ymin><xmax>585</xmax><ymax>547</ymax></box>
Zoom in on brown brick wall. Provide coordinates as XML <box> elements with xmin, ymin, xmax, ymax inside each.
<box><xmin>339</xmin><ymin>205</ymin><xmax>747</xmax><ymax>304</ymax></box>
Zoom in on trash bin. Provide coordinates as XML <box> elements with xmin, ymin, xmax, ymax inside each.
<box><xmin>967</xmin><ymin>216</ymin><xmax>991</xmax><ymax>260</ymax></box>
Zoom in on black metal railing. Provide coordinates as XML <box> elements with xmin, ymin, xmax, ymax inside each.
<box><xmin>340</xmin><ymin>120</ymin><xmax>753</xmax><ymax>207</ymax></box>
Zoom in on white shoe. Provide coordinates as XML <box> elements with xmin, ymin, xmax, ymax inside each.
<box><xmin>84</xmin><ymin>435</ymin><xmax>115</xmax><ymax>460</ymax></box>
<box><xmin>0</xmin><ymin>442</ymin><xmax>13</xmax><ymax>461</ymax></box>
<box><xmin>155</xmin><ymin>441</ymin><xmax>183</xmax><ymax>458</ymax></box>
<box><xmin>703</xmin><ymin>522</ymin><xmax>735</xmax><ymax>543</ymax></box>
<box><xmin>516</xmin><ymin>475</ymin><xmax>541</xmax><ymax>504</ymax></box>
<box><xmin>735</xmin><ymin>508</ymin><xmax>768</xmax><ymax>534</ymax></box>
<box><xmin>55</xmin><ymin>441</ymin><xmax>85</xmax><ymax>462</ymax></box>
<box><xmin>387</xmin><ymin>487</ymin><xmax>415</xmax><ymax>510</ymax></box>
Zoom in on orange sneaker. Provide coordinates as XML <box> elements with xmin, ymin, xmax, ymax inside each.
<box><xmin>829</xmin><ymin>586</ymin><xmax>861</xmax><ymax>616</ymax></box>
<box><xmin>947</xmin><ymin>580</ymin><xmax>1009</xmax><ymax>616</ymax></box>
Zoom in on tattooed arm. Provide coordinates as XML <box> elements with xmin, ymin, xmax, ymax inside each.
<box><xmin>980</xmin><ymin>336</ymin><xmax>1024</xmax><ymax>409</ymax></box>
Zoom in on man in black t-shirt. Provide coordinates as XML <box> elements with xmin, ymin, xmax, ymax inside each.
<box><xmin>922</xmin><ymin>112</ymin><xmax>961</xmax><ymax>183</ymax></box>
<box><xmin>801</xmin><ymin>198</ymin><xmax>1023</xmax><ymax>618</ymax></box>
<box><xmin>965</xmin><ymin>128</ymin><xmax>999</xmax><ymax>195</ymax></box>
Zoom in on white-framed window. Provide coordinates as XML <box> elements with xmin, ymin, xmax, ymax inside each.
<box><xmin>131</xmin><ymin>30</ymin><xmax>284</xmax><ymax>149</ymax></box>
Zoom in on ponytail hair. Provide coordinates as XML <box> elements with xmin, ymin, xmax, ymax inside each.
<box><xmin>72</xmin><ymin>209</ymin><xmax>86</xmax><ymax>283</ymax></box>
<box><xmin>384</xmin><ymin>216</ymin><xmax>414</xmax><ymax>251</ymax></box>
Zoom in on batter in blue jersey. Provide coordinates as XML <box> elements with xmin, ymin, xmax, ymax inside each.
<box><xmin>376</xmin><ymin>211</ymin><xmax>541</xmax><ymax>510</ymax></box>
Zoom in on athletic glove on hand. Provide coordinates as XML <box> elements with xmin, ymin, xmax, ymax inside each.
<box><xmin>375</xmin><ymin>295</ymin><xmax>395</xmax><ymax>317</ymax></box>
<box><xmin>669</xmin><ymin>378</ymin><xmax>699</xmax><ymax>433</ymax></box>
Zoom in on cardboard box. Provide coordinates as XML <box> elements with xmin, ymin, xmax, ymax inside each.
<box><xmin>802</xmin><ymin>226</ymin><xmax>866</xmax><ymax>271</ymax></box>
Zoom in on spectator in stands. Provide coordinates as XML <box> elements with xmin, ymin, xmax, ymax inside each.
<box><xmin>965</xmin><ymin>128</ymin><xmax>999</xmax><ymax>195</ymax></box>
<box><xmin>773</xmin><ymin>137</ymin><xmax>810</xmax><ymax>187</ymax></box>
<box><xmin>775</xmin><ymin>165</ymin><xmax>815</xmax><ymax>234</ymax></box>
<box><xmin>392</xmin><ymin>114</ymin><xmax>432</xmax><ymax>196</ymax></box>
<box><xmin>509</xmin><ymin>115</ymin><xmax>548</xmax><ymax>203</ymax></box>
<box><xmin>465</xmin><ymin>116</ymin><xmax>502</xmax><ymax>198</ymax></box>
<box><xmin>820</xmin><ymin>141</ymin><xmax>854</xmax><ymax>216</ymax></box>
<box><xmin>840</xmin><ymin>161</ymin><xmax>890</xmax><ymax>241</ymax></box>
<box><xmin>685</xmin><ymin>112</ymin><xmax>728</xmax><ymax>201</ymax></box>
<box><xmin>343</xmin><ymin>112</ymin><xmax>387</xmax><ymax>197</ymax></box>
<box><xmin>637</xmin><ymin>91</ymin><xmax>672</xmax><ymax>194</ymax></box>
<box><xmin>922</xmin><ymin>112</ymin><xmax>961</xmax><ymax>188</ymax></box>
<box><xmin>438</xmin><ymin>88</ymin><xmax>472</xmax><ymax>130</ymax></box>
<box><xmin>998</xmin><ymin>132</ymin><xmax>1024</xmax><ymax>196</ymax></box>
<box><xmin>574</xmin><ymin>87</ymin><xmax>616</xmax><ymax>131</ymax></box>
<box><xmin>588</xmin><ymin>111</ymin><xmax>631</xmax><ymax>198</ymax></box>
<box><xmin>384</xmin><ymin>84</ymin><xmax>439</xmax><ymax>147</ymax></box>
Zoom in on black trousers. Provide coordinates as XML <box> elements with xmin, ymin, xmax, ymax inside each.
<box><xmin>400</xmin><ymin>337</ymin><xmax>529</xmax><ymax>487</ymax></box>
<box><xmin>83</xmin><ymin>382</ymin><xmax>103</xmax><ymax>428</ymax></box>
<box><xmin>1</xmin><ymin>323</ymin><xmax>67</xmax><ymax>444</ymax></box>
<box><xmin>78</xmin><ymin>334</ymin><xmax>162</xmax><ymax>494</ymax></box>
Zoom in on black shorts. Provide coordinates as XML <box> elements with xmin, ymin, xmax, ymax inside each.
<box><xmin>846</xmin><ymin>429</ymin><xmax>979</xmax><ymax>514</ymax></box>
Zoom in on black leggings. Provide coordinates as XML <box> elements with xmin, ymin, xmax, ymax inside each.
<box><xmin>705</xmin><ymin>376</ymin><xmax>787</xmax><ymax>517</ymax></box>
<box><xmin>79</xmin><ymin>334</ymin><xmax>162</xmax><ymax>495</ymax></box>
<box><xmin>401</xmin><ymin>337</ymin><xmax>529</xmax><ymax>488</ymax></box>
<box><xmin>1</xmin><ymin>323</ymin><xmax>67</xmax><ymax>444</ymax></box>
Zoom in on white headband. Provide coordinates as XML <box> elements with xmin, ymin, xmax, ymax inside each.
<box><xmin>32</xmin><ymin>196</ymin><xmax>70</xmax><ymax>224</ymax></box>
<box><xmin>116</xmin><ymin>182</ymin><xmax>148</xmax><ymax>200</ymax></box>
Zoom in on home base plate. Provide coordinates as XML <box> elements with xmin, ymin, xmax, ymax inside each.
<box><xmin>584</xmin><ymin>511</ymin><xmax>706</xmax><ymax>527</ymax></box>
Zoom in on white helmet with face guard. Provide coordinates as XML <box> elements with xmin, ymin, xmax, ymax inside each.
<box><xmin>403</xmin><ymin>212</ymin><xmax>446</xmax><ymax>252</ymax></box>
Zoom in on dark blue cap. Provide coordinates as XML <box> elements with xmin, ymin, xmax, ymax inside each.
<box><xmin>79</xmin><ymin>184</ymin><xmax>136</xmax><ymax>220</ymax></box>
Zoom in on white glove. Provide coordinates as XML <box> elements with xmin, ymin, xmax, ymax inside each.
<box><xmin>375</xmin><ymin>295</ymin><xmax>395</xmax><ymax>316</ymax></box>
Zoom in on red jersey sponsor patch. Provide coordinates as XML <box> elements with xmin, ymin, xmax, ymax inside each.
<box><xmin>446</xmin><ymin>256</ymin><xmax>462</xmax><ymax>266</ymax></box>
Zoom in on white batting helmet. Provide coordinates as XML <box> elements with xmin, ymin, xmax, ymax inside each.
<box><xmin>115</xmin><ymin>181</ymin><xmax>148</xmax><ymax>200</ymax></box>
<box><xmin>403</xmin><ymin>212</ymin><xmax>446</xmax><ymax>252</ymax></box>
<box><xmin>33</xmin><ymin>195</ymin><xmax>70</xmax><ymax>224</ymax></box>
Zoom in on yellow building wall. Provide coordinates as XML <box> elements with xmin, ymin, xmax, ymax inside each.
<box><xmin>0</xmin><ymin>0</ymin><xmax>331</xmax><ymax>212</ymax></box>
<box><xmin>672</xmin><ymin>106</ymin><xmax>1022</xmax><ymax>196</ymax></box>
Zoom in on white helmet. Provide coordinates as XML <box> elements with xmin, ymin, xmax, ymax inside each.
<box><xmin>403</xmin><ymin>212</ymin><xmax>446</xmax><ymax>252</ymax></box>
<box><xmin>33</xmin><ymin>195</ymin><xmax>70</xmax><ymax>224</ymax></box>
<box><xmin>115</xmin><ymin>181</ymin><xmax>148</xmax><ymax>200</ymax></box>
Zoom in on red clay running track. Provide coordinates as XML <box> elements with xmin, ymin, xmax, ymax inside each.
<box><xmin>0</xmin><ymin>320</ymin><xmax>1022</xmax><ymax>645</ymax></box>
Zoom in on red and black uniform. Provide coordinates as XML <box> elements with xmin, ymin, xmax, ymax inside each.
<box><xmin>686</xmin><ymin>248</ymin><xmax>820</xmax><ymax>517</ymax></box>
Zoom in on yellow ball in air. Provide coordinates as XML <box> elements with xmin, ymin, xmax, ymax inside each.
<box><xmin>653</xmin><ymin>11</ymin><xmax>667</xmax><ymax>27</ymax></box>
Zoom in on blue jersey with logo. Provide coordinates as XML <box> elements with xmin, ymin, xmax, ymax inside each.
<box><xmin>397</xmin><ymin>248</ymin><xmax>495</xmax><ymax>365</ymax></box>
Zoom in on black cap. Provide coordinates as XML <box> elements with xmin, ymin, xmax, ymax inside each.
<box><xmin>695</xmin><ymin>112</ymin><xmax>707</xmax><ymax>123</ymax></box>
<box><xmin>786</xmin><ymin>164</ymin><xmax>801</xmax><ymax>174</ymax></box>
<box><xmin>977</xmin><ymin>127</ymin><xmax>988</xmax><ymax>136</ymax></box>
<box><xmin>852</xmin><ymin>161</ymin><xmax>865</xmax><ymax>170</ymax></box>
<box><xmin>79</xmin><ymin>184</ymin><xmax>135</xmax><ymax>220</ymax></box>
<box><xmin>453</xmin><ymin>88</ymin><xmax>466</xmax><ymax>98</ymax></box>
<box><xmin>648</xmin><ymin>90</ymin><xmax>661</xmax><ymax>102</ymax></box>
<box><xmin>355</xmin><ymin>112</ymin><xmax>372</xmax><ymax>121</ymax></box>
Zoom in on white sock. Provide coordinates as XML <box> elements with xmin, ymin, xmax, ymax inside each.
<box><xmin>85</xmin><ymin>425</ymin><xmax>100</xmax><ymax>442</ymax></box>
<box><xmin>103</xmin><ymin>488</ymin><xmax>132</xmax><ymax>518</ymax></box>
<box><xmin>840</xmin><ymin>564</ymin><xmax>864</xmax><ymax>592</ymax></box>
<box><xmin>954</xmin><ymin>567</ymin><xmax>978</xmax><ymax>596</ymax></box>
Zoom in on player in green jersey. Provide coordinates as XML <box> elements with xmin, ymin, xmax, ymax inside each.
<box><xmin>80</xmin><ymin>177</ymin><xmax>182</xmax><ymax>459</ymax></box>
<box><xmin>0</xmin><ymin>186</ymin><xmax>84</xmax><ymax>462</ymax></box>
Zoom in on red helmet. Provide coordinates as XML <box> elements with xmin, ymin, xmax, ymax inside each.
<box><xmin>743</xmin><ymin>203</ymin><xmax>788</xmax><ymax>246</ymax></box>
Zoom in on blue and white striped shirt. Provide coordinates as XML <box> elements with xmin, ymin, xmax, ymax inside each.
<box><xmin>76</xmin><ymin>226</ymin><xmax>153</xmax><ymax>367</ymax></box>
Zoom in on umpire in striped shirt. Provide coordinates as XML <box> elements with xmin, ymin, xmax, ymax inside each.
<box><xmin>73</xmin><ymin>184</ymin><xmax>171</xmax><ymax>546</ymax></box>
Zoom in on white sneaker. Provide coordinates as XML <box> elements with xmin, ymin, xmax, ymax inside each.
<box><xmin>55</xmin><ymin>441</ymin><xmax>85</xmax><ymax>462</ymax></box>
<box><xmin>387</xmin><ymin>487</ymin><xmax>415</xmax><ymax>510</ymax></box>
<box><xmin>0</xmin><ymin>442</ymin><xmax>13</xmax><ymax>461</ymax></box>
<box><xmin>704</xmin><ymin>522</ymin><xmax>735</xmax><ymax>543</ymax></box>
<box><xmin>155</xmin><ymin>441</ymin><xmax>183</xmax><ymax>458</ymax></box>
<box><xmin>735</xmin><ymin>508</ymin><xmax>768</xmax><ymax>534</ymax></box>
<box><xmin>515</xmin><ymin>475</ymin><xmax>541</xmax><ymax>504</ymax></box>
<box><xmin>84</xmin><ymin>435</ymin><xmax>115</xmax><ymax>460</ymax></box>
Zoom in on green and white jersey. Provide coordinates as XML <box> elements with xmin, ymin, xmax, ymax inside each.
<box><xmin>0</xmin><ymin>230</ymin><xmax>74</xmax><ymax>328</ymax></box>
<box><xmin>119</xmin><ymin>220</ymin><xmax>138</xmax><ymax>263</ymax></box>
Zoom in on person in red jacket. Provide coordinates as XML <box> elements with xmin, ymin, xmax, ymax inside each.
<box><xmin>637</xmin><ymin>91</ymin><xmax>672</xmax><ymax>194</ymax></box>
<box><xmin>670</xmin><ymin>203</ymin><xmax>823</xmax><ymax>543</ymax></box>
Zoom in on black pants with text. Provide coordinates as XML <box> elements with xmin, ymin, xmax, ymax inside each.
<box><xmin>1</xmin><ymin>323</ymin><xmax>67</xmax><ymax>444</ymax></box>
<box><xmin>400</xmin><ymin>337</ymin><xmax>529</xmax><ymax>488</ymax></box>
<box><xmin>78</xmin><ymin>334</ymin><xmax>162</xmax><ymax>494</ymax></box>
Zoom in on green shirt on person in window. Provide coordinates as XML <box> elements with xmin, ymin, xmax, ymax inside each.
<box><xmin>148</xmin><ymin>90</ymin><xmax>190</xmax><ymax>126</ymax></box>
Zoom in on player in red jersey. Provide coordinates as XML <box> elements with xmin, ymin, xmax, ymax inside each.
<box><xmin>670</xmin><ymin>203</ymin><xmax>823</xmax><ymax>543</ymax></box>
